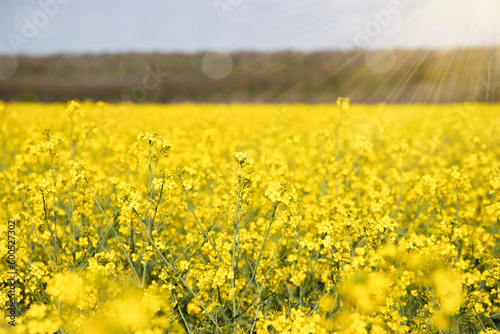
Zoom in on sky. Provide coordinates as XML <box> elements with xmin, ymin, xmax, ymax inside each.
<box><xmin>0</xmin><ymin>0</ymin><xmax>499</xmax><ymax>56</ymax></box>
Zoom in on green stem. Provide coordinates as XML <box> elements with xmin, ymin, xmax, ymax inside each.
<box><xmin>237</xmin><ymin>203</ymin><xmax>278</xmax><ymax>315</ymax></box>
<box><xmin>49</xmin><ymin>149</ymin><xmax>57</xmax><ymax>271</ymax></box>
<box><xmin>22</xmin><ymin>190</ymin><xmax>56</xmax><ymax>271</ymax></box>
<box><xmin>249</xmin><ymin>223</ymin><xmax>287</xmax><ymax>333</ymax></box>
<box><xmin>231</xmin><ymin>175</ymin><xmax>242</xmax><ymax>333</ymax></box>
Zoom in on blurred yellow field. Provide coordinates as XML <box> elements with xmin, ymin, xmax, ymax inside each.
<box><xmin>1</xmin><ymin>101</ymin><xmax>500</xmax><ymax>333</ymax></box>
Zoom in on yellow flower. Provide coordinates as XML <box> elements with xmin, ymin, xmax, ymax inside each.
<box><xmin>46</xmin><ymin>273</ymin><xmax>85</xmax><ymax>304</ymax></box>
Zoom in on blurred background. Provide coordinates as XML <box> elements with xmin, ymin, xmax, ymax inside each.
<box><xmin>0</xmin><ymin>0</ymin><xmax>499</xmax><ymax>104</ymax></box>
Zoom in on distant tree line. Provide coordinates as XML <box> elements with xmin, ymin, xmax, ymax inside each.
<box><xmin>0</xmin><ymin>48</ymin><xmax>498</xmax><ymax>104</ymax></box>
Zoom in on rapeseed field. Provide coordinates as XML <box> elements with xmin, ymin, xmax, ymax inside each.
<box><xmin>1</xmin><ymin>100</ymin><xmax>499</xmax><ymax>333</ymax></box>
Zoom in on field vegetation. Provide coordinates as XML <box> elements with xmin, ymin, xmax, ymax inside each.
<box><xmin>1</xmin><ymin>100</ymin><xmax>500</xmax><ymax>333</ymax></box>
